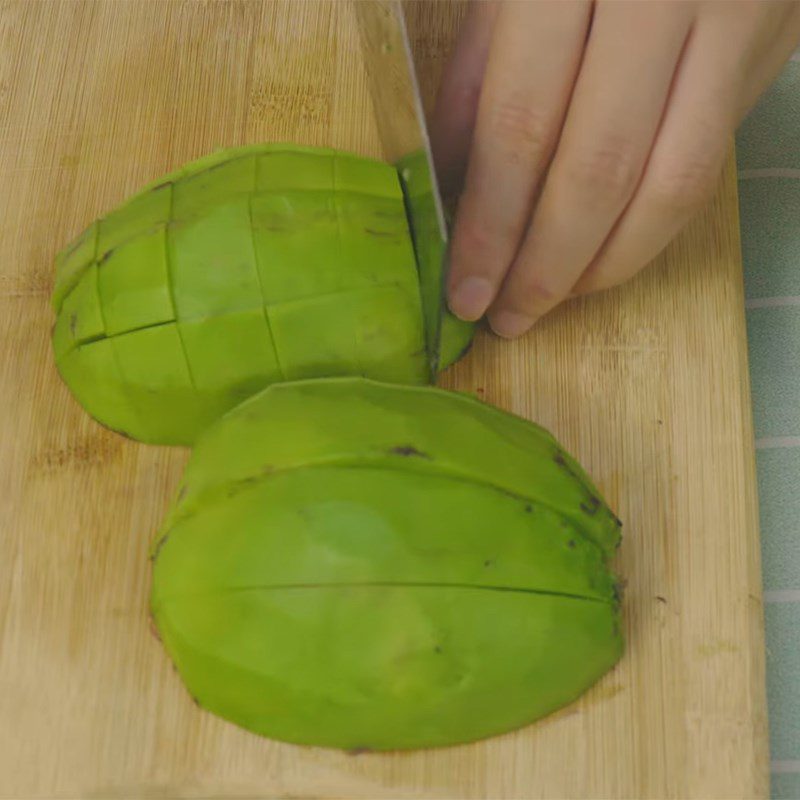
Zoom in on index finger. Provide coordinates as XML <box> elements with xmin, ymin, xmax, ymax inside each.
<box><xmin>446</xmin><ymin>1</ymin><xmax>591</xmax><ymax>323</ymax></box>
<box><xmin>430</xmin><ymin>1</ymin><xmax>500</xmax><ymax>201</ymax></box>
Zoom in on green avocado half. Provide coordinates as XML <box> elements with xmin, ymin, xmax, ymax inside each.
<box><xmin>51</xmin><ymin>144</ymin><xmax>475</xmax><ymax>445</ymax></box>
<box><xmin>151</xmin><ymin>377</ymin><xmax>623</xmax><ymax>751</ymax></box>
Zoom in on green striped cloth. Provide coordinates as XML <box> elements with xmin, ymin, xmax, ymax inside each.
<box><xmin>736</xmin><ymin>47</ymin><xmax>800</xmax><ymax>800</ymax></box>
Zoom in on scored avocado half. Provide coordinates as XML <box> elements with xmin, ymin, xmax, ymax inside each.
<box><xmin>52</xmin><ymin>144</ymin><xmax>475</xmax><ymax>444</ymax></box>
<box><xmin>150</xmin><ymin>378</ymin><xmax>624</xmax><ymax>751</ymax></box>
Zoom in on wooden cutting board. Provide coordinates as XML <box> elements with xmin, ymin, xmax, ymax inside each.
<box><xmin>0</xmin><ymin>1</ymin><xmax>768</xmax><ymax>798</ymax></box>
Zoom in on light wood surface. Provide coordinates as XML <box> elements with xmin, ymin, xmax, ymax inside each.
<box><xmin>0</xmin><ymin>1</ymin><xmax>768</xmax><ymax>798</ymax></box>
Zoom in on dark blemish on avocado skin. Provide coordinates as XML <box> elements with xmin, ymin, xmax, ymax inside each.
<box><xmin>554</xmin><ymin>450</ymin><xmax>583</xmax><ymax>485</ymax></box>
<box><xmin>207</xmin><ymin>160</ymin><xmax>231</xmax><ymax>174</ymax></box>
<box><xmin>62</xmin><ymin>234</ymin><xmax>87</xmax><ymax>259</ymax></box>
<box><xmin>580</xmin><ymin>495</ymin><xmax>601</xmax><ymax>516</ymax></box>
<box><xmin>553</xmin><ymin>450</ymin><xmax>581</xmax><ymax>482</ymax></box>
<box><xmin>453</xmin><ymin>338</ymin><xmax>474</xmax><ymax>362</ymax></box>
<box><xmin>554</xmin><ymin>450</ymin><xmax>620</xmax><ymax>527</ymax></box>
<box><xmin>567</xmin><ymin>540</ymin><xmax>576</xmax><ymax>549</ymax></box>
<box><xmin>491</xmin><ymin>485</ymin><xmax>523</xmax><ymax>503</ymax></box>
<box><xmin>389</xmin><ymin>445</ymin><xmax>431</xmax><ymax>459</ymax></box>
<box><xmin>69</xmin><ymin>312</ymin><xmax>78</xmax><ymax>336</ymax></box>
<box><xmin>150</xmin><ymin>533</ymin><xmax>170</xmax><ymax>562</ymax></box>
<box><xmin>483</xmin><ymin>559</ymin><xmax>494</xmax><ymax>567</ymax></box>
<box><xmin>98</xmin><ymin>247</ymin><xmax>115</xmax><ymax>265</ymax></box>
<box><xmin>225</xmin><ymin>472</ymin><xmax>271</xmax><ymax>499</ymax></box>
<box><xmin>348</xmin><ymin>746</ymin><xmax>372</xmax><ymax>756</ymax></box>
<box><xmin>524</xmin><ymin>503</ymin><xmax>532</xmax><ymax>513</ymax></box>
<box><xmin>435</xmin><ymin>645</ymin><xmax>443</xmax><ymax>654</ymax></box>
<box><xmin>364</xmin><ymin>227</ymin><xmax>396</xmax><ymax>238</ymax></box>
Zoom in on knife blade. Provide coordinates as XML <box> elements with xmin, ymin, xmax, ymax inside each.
<box><xmin>353</xmin><ymin>0</ymin><xmax>449</xmax><ymax>378</ymax></box>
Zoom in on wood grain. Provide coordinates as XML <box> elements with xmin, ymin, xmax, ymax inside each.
<box><xmin>0</xmin><ymin>1</ymin><xmax>767</xmax><ymax>798</ymax></box>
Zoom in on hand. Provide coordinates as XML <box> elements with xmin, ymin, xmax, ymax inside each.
<box><xmin>432</xmin><ymin>0</ymin><xmax>800</xmax><ymax>338</ymax></box>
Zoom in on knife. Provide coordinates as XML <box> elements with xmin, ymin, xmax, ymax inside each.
<box><xmin>353</xmin><ymin>0</ymin><xmax>449</xmax><ymax>379</ymax></box>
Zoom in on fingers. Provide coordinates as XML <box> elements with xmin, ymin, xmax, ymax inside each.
<box><xmin>488</xmin><ymin>1</ymin><xmax>692</xmax><ymax>337</ymax></box>
<box><xmin>430</xmin><ymin>1</ymin><xmax>499</xmax><ymax>200</ymax></box>
<box><xmin>446</xmin><ymin>0</ymin><xmax>592</xmax><ymax>322</ymax></box>
<box><xmin>442</xmin><ymin>0</ymin><xmax>800</xmax><ymax>333</ymax></box>
<box><xmin>573</xmin><ymin>2</ymin><xmax>800</xmax><ymax>298</ymax></box>
<box><xmin>572</xmin><ymin>12</ymin><xmax>749</xmax><ymax>297</ymax></box>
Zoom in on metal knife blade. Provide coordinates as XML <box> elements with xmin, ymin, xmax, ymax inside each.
<box><xmin>353</xmin><ymin>0</ymin><xmax>449</xmax><ymax>378</ymax></box>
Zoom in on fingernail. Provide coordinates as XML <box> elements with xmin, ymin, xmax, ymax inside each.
<box><xmin>448</xmin><ymin>276</ymin><xmax>494</xmax><ymax>321</ymax></box>
<box><xmin>490</xmin><ymin>311</ymin><xmax>534</xmax><ymax>339</ymax></box>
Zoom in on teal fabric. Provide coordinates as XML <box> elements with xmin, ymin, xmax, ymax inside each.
<box><xmin>775</xmin><ymin>775</ymin><xmax>800</xmax><ymax>800</ymax></box>
<box><xmin>746</xmin><ymin>306</ymin><xmax>800</xmax><ymax>437</ymax></box>
<box><xmin>739</xmin><ymin>179</ymin><xmax>800</xmax><ymax>296</ymax></box>
<box><xmin>736</xmin><ymin>50</ymin><xmax>800</xmax><ymax>799</ymax></box>
<box><xmin>738</xmin><ymin>61</ymin><xmax>800</xmax><ymax>171</ymax></box>
<box><xmin>757</xmin><ymin>447</ymin><xmax>800</xmax><ymax>591</ymax></box>
<box><xmin>765</xmin><ymin>603</ymin><xmax>800</xmax><ymax>763</ymax></box>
